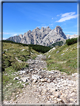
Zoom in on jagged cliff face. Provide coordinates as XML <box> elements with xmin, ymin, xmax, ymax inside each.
<box><xmin>6</xmin><ymin>26</ymin><xmax>67</xmax><ymax>46</ymax></box>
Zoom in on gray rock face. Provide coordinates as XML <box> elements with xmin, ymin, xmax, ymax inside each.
<box><xmin>42</xmin><ymin>26</ymin><xmax>66</xmax><ymax>46</ymax></box>
<box><xmin>6</xmin><ymin>26</ymin><xmax>67</xmax><ymax>46</ymax></box>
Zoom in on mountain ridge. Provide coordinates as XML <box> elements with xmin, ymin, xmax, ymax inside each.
<box><xmin>6</xmin><ymin>26</ymin><xmax>67</xmax><ymax>46</ymax></box>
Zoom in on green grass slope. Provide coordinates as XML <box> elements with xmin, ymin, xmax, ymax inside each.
<box><xmin>45</xmin><ymin>43</ymin><xmax>77</xmax><ymax>75</ymax></box>
<box><xmin>2</xmin><ymin>40</ymin><xmax>51</xmax><ymax>101</ymax></box>
<box><xmin>2</xmin><ymin>41</ymin><xmax>41</xmax><ymax>100</ymax></box>
<box><xmin>2</xmin><ymin>41</ymin><xmax>40</xmax><ymax>71</ymax></box>
<box><xmin>2</xmin><ymin>40</ymin><xmax>77</xmax><ymax>101</ymax></box>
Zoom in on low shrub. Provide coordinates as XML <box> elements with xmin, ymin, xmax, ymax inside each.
<box><xmin>51</xmin><ymin>41</ymin><xmax>64</xmax><ymax>47</ymax></box>
<box><xmin>2</xmin><ymin>57</ymin><xmax>11</xmax><ymax>70</ymax></box>
<box><xmin>17</xmin><ymin>55</ymin><xmax>30</xmax><ymax>61</ymax></box>
<box><xmin>66</xmin><ymin>38</ymin><xmax>77</xmax><ymax>45</ymax></box>
<box><xmin>29</xmin><ymin>44</ymin><xmax>51</xmax><ymax>53</ymax></box>
<box><xmin>3</xmin><ymin>74</ymin><xmax>10</xmax><ymax>85</ymax></box>
<box><xmin>11</xmin><ymin>62</ymin><xmax>28</xmax><ymax>71</ymax></box>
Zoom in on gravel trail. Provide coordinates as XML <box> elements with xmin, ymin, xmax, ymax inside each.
<box><xmin>3</xmin><ymin>54</ymin><xmax>78</xmax><ymax>105</ymax></box>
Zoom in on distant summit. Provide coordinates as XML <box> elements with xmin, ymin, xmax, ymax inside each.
<box><xmin>66</xmin><ymin>34</ymin><xmax>78</xmax><ymax>39</ymax></box>
<box><xmin>6</xmin><ymin>26</ymin><xmax>67</xmax><ymax>46</ymax></box>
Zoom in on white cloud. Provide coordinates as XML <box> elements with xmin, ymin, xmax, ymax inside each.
<box><xmin>41</xmin><ymin>24</ymin><xmax>48</xmax><ymax>28</ymax></box>
<box><xmin>3</xmin><ymin>32</ymin><xmax>24</xmax><ymax>36</ymax></box>
<box><xmin>56</xmin><ymin>12</ymin><xmax>77</xmax><ymax>22</ymax></box>
<box><xmin>57</xmin><ymin>15</ymin><xmax>60</xmax><ymax>16</ymax></box>
<box><xmin>61</xmin><ymin>12</ymin><xmax>75</xmax><ymax>17</ymax></box>
<box><xmin>49</xmin><ymin>24</ymin><xmax>53</xmax><ymax>27</ymax></box>
<box><xmin>42</xmin><ymin>26</ymin><xmax>48</xmax><ymax>28</ymax></box>
<box><xmin>3</xmin><ymin>32</ymin><xmax>18</xmax><ymax>37</ymax></box>
<box><xmin>3</xmin><ymin>38</ymin><xmax>7</xmax><ymax>40</ymax></box>
<box><xmin>0</xmin><ymin>32</ymin><xmax>11</xmax><ymax>35</ymax></box>
<box><xmin>3</xmin><ymin>32</ymin><xmax>12</xmax><ymax>34</ymax></box>
<box><xmin>11</xmin><ymin>33</ymin><xmax>18</xmax><ymax>36</ymax></box>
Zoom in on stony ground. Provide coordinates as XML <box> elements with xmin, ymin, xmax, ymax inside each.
<box><xmin>3</xmin><ymin>54</ymin><xmax>78</xmax><ymax>105</ymax></box>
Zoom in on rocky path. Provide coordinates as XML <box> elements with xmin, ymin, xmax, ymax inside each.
<box><xmin>3</xmin><ymin>54</ymin><xmax>78</xmax><ymax>105</ymax></box>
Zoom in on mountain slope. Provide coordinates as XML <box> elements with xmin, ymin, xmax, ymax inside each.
<box><xmin>2</xmin><ymin>40</ymin><xmax>77</xmax><ymax>103</ymax></box>
<box><xmin>6</xmin><ymin>26</ymin><xmax>67</xmax><ymax>46</ymax></box>
<box><xmin>45</xmin><ymin>43</ymin><xmax>77</xmax><ymax>75</ymax></box>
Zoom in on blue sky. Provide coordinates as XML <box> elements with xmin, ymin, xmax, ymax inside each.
<box><xmin>3</xmin><ymin>2</ymin><xmax>77</xmax><ymax>39</ymax></box>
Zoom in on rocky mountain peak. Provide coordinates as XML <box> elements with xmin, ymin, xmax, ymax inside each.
<box><xmin>45</xmin><ymin>26</ymin><xmax>51</xmax><ymax>32</ymax></box>
<box><xmin>41</xmin><ymin>27</ymin><xmax>44</xmax><ymax>29</ymax></box>
<box><xmin>19</xmin><ymin>34</ymin><xmax>23</xmax><ymax>38</ymax></box>
<box><xmin>6</xmin><ymin>26</ymin><xmax>67</xmax><ymax>46</ymax></box>
<box><xmin>41</xmin><ymin>27</ymin><xmax>45</xmax><ymax>32</ymax></box>
<box><xmin>28</xmin><ymin>30</ymin><xmax>31</xmax><ymax>33</ymax></box>
<box><xmin>36</xmin><ymin>27</ymin><xmax>40</xmax><ymax>30</ymax></box>
<box><xmin>55</xmin><ymin>26</ymin><xmax>62</xmax><ymax>34</ymax></box>
<box><xmin>32</xmin><ymin>28</ymin><xmax>40</xmax><ymax>32</ymax></box>
<box><xmin>47</xmin><ymin>26</ymin><xmax>50</xmax><ymax>28</ymax></box>
<box><xmin>46</xmin><ymin>26</ymin><xmax>51</xmax><ymax>30</ymax></box>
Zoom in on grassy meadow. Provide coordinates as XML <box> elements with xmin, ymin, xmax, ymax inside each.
<box><xmin>45</xmin><ymin>43</ymin><xmax>77</xmax><ymax>75</ymax></box>
<box><xmin>2</xmin><ymin>41</ymin><xmax>41</xmax><ymax>100</ymax></box>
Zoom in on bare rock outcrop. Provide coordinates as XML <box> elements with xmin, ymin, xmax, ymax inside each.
<box><xmin>6</xmin><ymin>26</ymin><xmax>67</xmax><ymax>46</ymax></box>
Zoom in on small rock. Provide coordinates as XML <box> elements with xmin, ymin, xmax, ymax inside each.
<box><xmin>40</xmin><ymin>78</ymin><xmax>47</xmax><ymax>82</ymax></box>
<box><xmin>60</xmin><ymin>95</ymin><xmax>68</xmax><ymax>103</ymax></box>
<box><xmin>50</xmin><ymin>95</ymin><xmax>54</xmax><ymax>99</ymax></box>
<box><xmin>70</xmin><ymin>98</ymin><xmax>74</xmax><ymax>102</ymax></box>
<box><xmin>66</xmin><ymin>48</ymin><xmax>68</xmax><ymax>51</ymax></box>
<box><xmin>33</xmin><ymin>79</ymin><xmax>37</xmax><ymax>83</ymax></box>
<box><xmin>57</xmin><ymin>98</ymin><xmax>62</xmax><ymax>102</ymax></box>
<box><xmin>20</xmin><ymin>77</ymin><xmax>28</xmax><ymax>82</ymax></box>
<box><xmin>72</xmin><ymin>73</ymin><xmax>77</xmax><ymax>77</ymax></box>
<box><xmin>13</xmin><ymin>77</ymin><xmax>19</xmax><ymax>80</ymax></box>
<box><xmin>19</xmin><ymin>81</ymin><xmax>22</xmax><ymax>83</ymax></box>
<box><xmin>70</xmin><ymin>92</ymin><xmax>76</xmax><ymax>96</ymax></box>
<box><xmin>21</xmin><ymin>49</ymin><xmax>25</xmax><ymax>51</ymax></box>
<box><xmin>53</xmin><ymin>99</ymin><xmax>57</xmax><ymax>104</ymax></box>
<box><xmin>17</xmin><ymin>92</ymin><xmax>19</xmax><ymax>94</ymax></box>
<box><xmin>55</xmin><ymin>92</ymin><xmax>61</xmax><ymax>98</ymax></box>
<box><xmin>41</xmin><ymin>89</ymin><xmax>46</xmax><ymax>95</ymax></box>
<box><xmin>16</xmin><ymin>95</ymin><xmax>18</xmax><ymax>98</ymax></box>
<box><xmin>50</xmin><ymin>88</ymin><xmax>55</xmax><ymax>93</ymax></box>
<box><xmin>32</xmin><ymin>75</ymin><xmax>40</xmax><ymax>80</ymax></box>
<box><xmin>30</xmin><ymin>69</ymin><xmax>33</xmax><ymax>72</ymax></box>
<box><xmin>56</xmin><ymin>51</ymin><xmax>59</xmax><ymax>54</ymax></box>
<box><xmin>9</xmin><ymin>83</ymin><xmax>12</xmax><ymax>86</ymax></box>
<box><xmin>18</xmin><ymin>70</ymin><xmax>26</xmax><ymax>75</ymax></box>
<box><xmin>48</xmin><ymin>55</ymin><xmax>51</xmax><ymax>58</ymax></box>
<box><xmin>46</xmin><ymin>101</ymin><xmax>51</xmax><ymax>103</ymax></box>
<box><xmin>47</xmin><ymin>79</ymin><xmax>51</xmax><ymax>83</ymax></box>
<box><xmin>22</xmin><ymin>84</ymin><xmax>26</xmax><ymax>87</ymax></box>
<box><xmin>61</xmin><ymin>53</ymin><xmax>64</xmax><ymax>56</ymax></box>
